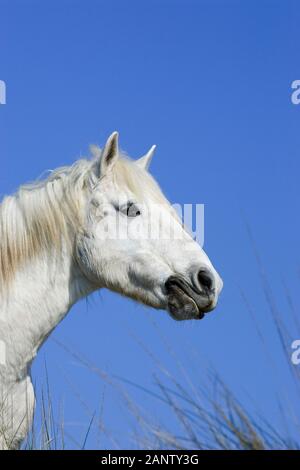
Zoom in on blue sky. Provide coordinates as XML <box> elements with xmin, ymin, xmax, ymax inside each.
<box><xmin>1</xmin><ymin>0</ymin><xmax>299</xmax><ymax>448</ymax></box>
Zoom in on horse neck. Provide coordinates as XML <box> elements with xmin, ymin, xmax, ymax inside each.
<box><xmin>0</xmin><ymin>242</ymin><xmax>94</xmax><ymax>384</ymax></box>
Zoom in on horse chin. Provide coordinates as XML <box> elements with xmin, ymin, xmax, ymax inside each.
<box><xmin>166</xmin><ymin>285</ymin><xmax>214</xmax><ymax>321</ymax></box>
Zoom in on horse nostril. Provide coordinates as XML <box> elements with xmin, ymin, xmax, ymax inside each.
<box><xmin>197</xmin><ymin>269</ymin><xmax>214</xmax><ymax>293</ymax></box>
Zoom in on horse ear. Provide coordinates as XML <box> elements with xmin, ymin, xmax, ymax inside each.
<box><xmin>136</xmin><ymin>145</ymin><xmax>156</xmax><ymax>170</ymax></box>
<box><xmin>99</xmin><ymin>131</ymin><xmax>119</xmax><ymax>176</ymax></box>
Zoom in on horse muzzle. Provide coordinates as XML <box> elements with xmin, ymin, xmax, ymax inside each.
<box><xmin>165</xmin><ymin>271</ymin><xmax>218</xmax><ymax>321</ymax></box>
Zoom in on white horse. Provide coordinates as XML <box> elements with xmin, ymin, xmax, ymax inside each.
<box><xmin>0</xmin><ymin>132</ymin><xmax>223</xmax><ymax>449</ymax></box>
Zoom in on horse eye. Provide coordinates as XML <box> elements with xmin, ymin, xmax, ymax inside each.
<box><xmin>126</xmin><ymin>202</ymin><xmax>141</xmax><ymax>218</ymax></box>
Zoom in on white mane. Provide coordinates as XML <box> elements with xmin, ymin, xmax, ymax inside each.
<box><xmin>0</xmin><ymin>150</ymin><xmax>167</xmax><ymax>290</ymax></box>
